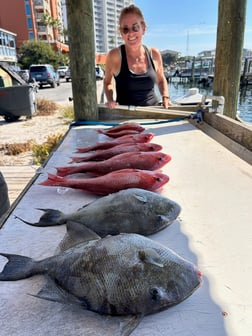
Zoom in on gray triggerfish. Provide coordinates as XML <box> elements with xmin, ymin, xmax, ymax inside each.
<box><xmin>17</xmin><ymin>188</ymin><xmax>181</xmax><ymax>236</ymax></box>
<box><xmin>0</xmin><ymin>222</ymin><xmax>202</xmax><ymax>335</ymax></box>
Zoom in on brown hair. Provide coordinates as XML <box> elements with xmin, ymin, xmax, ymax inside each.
<box><xmin>119</xmin><ymin>4</ymin><xmax>146</xmax><ymax>29</ymax></box>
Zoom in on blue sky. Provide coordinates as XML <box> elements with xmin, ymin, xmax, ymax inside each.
<box><xmin>134</xmin><ymin>0</ymin><xmax>252</xmax><ymax>56</ymax></box>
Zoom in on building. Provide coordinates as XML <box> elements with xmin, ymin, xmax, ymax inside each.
<box><xmin>242</xmin><ymin>48</ymin><xmax>252</xmax><ymax>58</ymax></box>
<box><xmin>93</xmin><ymin>0</ymin><xmax>134</xmax><ymax>54</ymax></box>
<box><xmin>0</xmin><ymin>0</ymin><xmax>68</xmax><ymax>53</ymax></box>
<box><xmin>198</xmin><ymin>50</ymin><xmax>216</xmax><ymax>58</ymax></box>
<box><xmin>60</xmin><ymin>0</ymin><xmax>133</xmax><ymax>55</ymax></box>
<box><xmin>0</xmin><ymin>28</ymin><xmax>17</xmax><ymax>63</ymax></box>
<box><xmin>0</xmin><ymin>0</ymin><xmax>135</xmax><ymax>60</ymax></box>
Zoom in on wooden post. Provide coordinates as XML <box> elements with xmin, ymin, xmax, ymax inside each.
<box><xmin>66</xmin><ymin>0</ymin><xmax>98</xmax><ymax>121</ymax></box>
<box><xmin>240</xmin><ymin>58</ymin><xmax>249</xmax><ymax>87</ymax></box>
<box><xmin>213</xmin><ymin>0</ymin><xmax>247</xmax><ymax>119</ymax></box>
<box><xmin>191</xmin><ymin>56</ymin><xmax>195</xmax><ymax>82</ymax></box>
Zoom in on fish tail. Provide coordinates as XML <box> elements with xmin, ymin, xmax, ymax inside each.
<box><xmin>37</xmin><ymin>208</ymin><xmax>66</xmax><ymax>226</ymax></box>
<box><xmin>69</xmin><ymin>157</ymin><xmax>81</xmax><ymax>163</ymax></box>
<box><xmin>39</xmin><ymin>173</ymin><xmax>66</xmax><ymax>186</ymax></box>
<box><xmin>76</xmin><ymin>147</ymin><xmax>90</xmax><ymax>153</ymax></box>
<box><xmin>16</xmin><ymin>208</ymin><xmax>66</xmax><ymax>227</ymax></box>
<box><xmin>70</xmin><ymin>156</ymin><xmax>90</xmax><ymax>163</ymax></box>
<box><xmin>56</xmin><ymin>166</ymin><xmax>73</xmax><ymax>177</ymax></box>
<box><xmin>0</xmin><ymin>253</ymin><xmax>36</xmax><ymax>281</ymax></box>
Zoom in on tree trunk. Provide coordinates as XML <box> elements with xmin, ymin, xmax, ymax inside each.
<box><xmin>66</xmin><ymin>0</ymin><xmax>98</xmax><ymax>121</ymax></box>
<box><xmin>213</xmin><ymin>0</ymin><xmax>247</xmax><ymax>119</ymax></box>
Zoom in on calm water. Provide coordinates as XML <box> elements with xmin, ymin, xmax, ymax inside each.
<box><xmin>166</xmin><ymin>81</ymin><xmax>252</xmax><ymax>125</ymax></box>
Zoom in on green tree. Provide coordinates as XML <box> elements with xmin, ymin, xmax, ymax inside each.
<box><xmin>40</xmin><ymin>13</ymin><xmax>61</xmax><ymax>39</ymax></box>
<box><xmin>40</xmin><ymin>13</ymin><xmax>63</xmax><ymax>52</ymax></box>
<box><xmin>162</xmin><ymin>54</ymin><xmax>177</xmax><ymax>66</ymax></box>
<box><xmin>18</xmin><ymin>40</ymin><xmax>63</xmax><ymax>69</ymax></box>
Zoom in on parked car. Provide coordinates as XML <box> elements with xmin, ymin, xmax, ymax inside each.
<box><xmin>95</xmin><ymin>65</ymin><xmax>104</xmax><ymax>80</ymax></box>
<box><xmin>18</xmin><ymin>69</ymin><xmax>30</xmax><ymax>82</ymax></box>
<box><xmin>65</xmin><ymin>67</ymin><xmax>71</xmax><ymax>82</ymax></box>
<box><xmin>29</xmin><ymin>64</ymin><xmax>60</xmax><ymax>88</ymax></box>
<box><xmin>57</xmin><ymin>65</ymin><xmax>69</xmax><ymax>78</ymax></box>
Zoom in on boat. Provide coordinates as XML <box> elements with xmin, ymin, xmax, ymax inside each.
<box><xmin>174</xmin><ymin>87</ymin><xmax>212</xmax><ymax>106</ymax></box>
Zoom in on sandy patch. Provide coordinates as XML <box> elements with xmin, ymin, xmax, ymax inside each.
<box><xmin>0</xmin><ymin>110</ymin><xmax>71</xmax><ymax>166</ymax></box>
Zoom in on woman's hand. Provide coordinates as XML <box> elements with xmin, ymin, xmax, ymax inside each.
<box><xmin>106</xmin><ymin>100</ymin><xmax>119</xmax><ymax>109</ymax></box>
<box><xmin>162</xmin><ymin>96</ymin><xmax>172</xmax><ymax>109</ymax></box>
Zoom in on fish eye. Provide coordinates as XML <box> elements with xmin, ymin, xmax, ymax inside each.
<box><xmin>150</xmin><ymin>287</ymin><xmax>160</xmax><ymax>301</ymax></box>
<box><xmin>155</xmin><ymin>177</ymin><xmax>161</xmax><ymax>181</ymax></box>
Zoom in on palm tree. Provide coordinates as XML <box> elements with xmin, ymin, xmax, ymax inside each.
<box><xmin>40</xmin><ymin>13</ymin><xmax>62</xmax><ymax>52</ymax></box>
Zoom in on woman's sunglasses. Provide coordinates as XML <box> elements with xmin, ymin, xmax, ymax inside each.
<box><xmin>120</xmin><ymin>23</ymin><xmax>141</xmax><ymax>35</ymax></box>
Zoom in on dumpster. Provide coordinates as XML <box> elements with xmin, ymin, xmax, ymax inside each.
<box><xmin>0</xmin><ymin>84</ymin><xmax>37</xmax><ymax>122</ymax></box>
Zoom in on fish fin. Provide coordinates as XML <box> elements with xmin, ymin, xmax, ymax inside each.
<box><xmin>0</xmin><ymin>253</ymin><xmax>35</xmax><ymax>280</ymax></box>
<box><xmin>16</xmin><ymin>208</ymin><xmax>66</xmax><ymax>227</ymax></box>
<box><xmin>58</xmin><ymin>221</ymin><xmax>100</xmax><ymax>252</ymax></box>
<box><xmin>119</xmin><ymin>314</ymin><xmax>144</xmax><ymax>336</ymax></box>
<box><xmin>30</xmin><ymin>276</ymin><xmax>84</xmax><ymax>307</ymax></box>
<box><xmin>15</xmin><ymin>215</ymin><xmax>36</xmax><ymax>226</ymax></box>
<box><xmin>133</xmin><ymin>194</ymin><xmax>147</xmax><ymax>203</ymax></box>
<box><xmin>77</xmin><ymin>199</ymin><xmax>94</xmax><ymax>211</ymax></box>
<box><xmin>138</xmin><ymin>249</ymin><xmax>164</xmax><ymax>268</ymax></box>
<box><xmin>39</xmin><ymin>173</ymin><xmax>65</xmax><ymax>186</ymax></box>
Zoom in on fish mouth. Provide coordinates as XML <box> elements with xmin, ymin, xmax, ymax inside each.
<box><xmin>152</xmin><ymin>175</ymin><xmax>170</xmax><ymax>190</ymax></box>
<box><xmin>197</xmin><ymin>270</ymin><xmax>203</xmax><ymax>281</ymax></box>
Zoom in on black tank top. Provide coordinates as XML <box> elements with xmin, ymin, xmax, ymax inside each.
<box><xmin>114</xmin><ymin>45</ymin><xmax>159</xmax><ymax>106</ymax></box>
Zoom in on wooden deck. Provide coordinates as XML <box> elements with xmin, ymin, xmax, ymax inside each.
<box><xmin>0</xmin><ymin>165</ymin><xmax>37</xmax><ymax>204</ymax></box>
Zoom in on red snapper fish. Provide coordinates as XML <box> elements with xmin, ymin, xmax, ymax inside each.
<box><xmin>71</xmin><ymin>142</ymin><xmax>162</xmax><ymax>163</ymax></box>
<box><xmin>77</xmin><ymin>133</ymin><xmax>154</xmax><ymax>153</ymax></box>
<box><xmin>97</xmin><ymin>129</ymin><xmax>143</xmax><ymax>138</ymax></box>
<box><xmin>39</xmin><ymin>169</ymin><xmax>169</xmax><ymax>195</ymax></box>
<box><xmin>57</xmin><ymin>152</ymin><xmax>171</xmax><ymax>177</ymax></box>
<box><xmin>97</xmin><ymin>122</ymin><xmax>145</xmax><ymax>135</ymax></box>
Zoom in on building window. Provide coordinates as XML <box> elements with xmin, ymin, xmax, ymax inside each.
<box><xmin>29</xmin><ymin>32</ymin><xmax>35</xmax><ymax>40</ymax></box>
<box><xmin>8</xmin><ymin>38</ymin><xmax>15</xmax><ymax>48</ymax></box>
<box><xmin>27</xmin><ymin>18</ymin><xmax>33</xmax><ymax>29</ymax></box>
<box><xmin>25</xmin><ymin>3</ymin><xmax>31</xmax><ymax>16</ymax></box>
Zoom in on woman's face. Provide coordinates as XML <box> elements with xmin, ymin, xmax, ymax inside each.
<box><xmin>120</xmin><ymin>14</ymin><xmax>145</xmax><ymax>47</ymax></box>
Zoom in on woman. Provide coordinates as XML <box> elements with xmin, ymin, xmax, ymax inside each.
<box><xmin>104</xmin><ymin>4</ymin><xmax>171</xmax><ymax>109</ymax></box>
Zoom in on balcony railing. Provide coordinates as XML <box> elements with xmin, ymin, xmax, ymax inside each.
<box><xmin>34</xmin><ymin>0</ymin><xmax>43</xmax><ymax>7</ymax></box>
